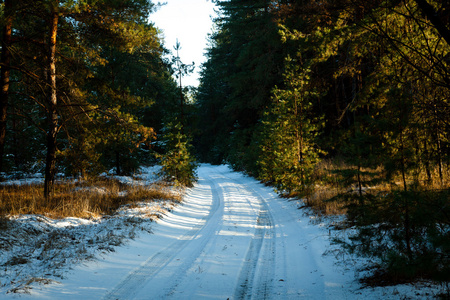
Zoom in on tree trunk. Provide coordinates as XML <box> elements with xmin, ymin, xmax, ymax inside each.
<box><xmin>433</xmin><ymin>103</ymin><xmax>444</xmax><ymax>187</ymax></box>
<box><xmin>423</xmin><ymin>141</ymin><xmax>432</xmax><ymax>185</ymax></box>
<box><xmin>174</xmin><ymin>40</ymin><xmax>184</xmax><ymax>128</ymax></box>
<box><xmin>0</xmin><ymin>0</ymin><xmax>13</xmax><ymax>174</ymax></box>
<box><xmin>44</xmin><ymin>6</ymin><xmax>59</xmax><ymax>199</ymax></box>
<box><xmin>399</xmin><ymin>129</ymin><xmax>412</xmax><ymax>260</ymax></box>
<box><xmin>294</xmin><ymin>92</ymin><xmax>303</xmax><ymax>184</ymax></box>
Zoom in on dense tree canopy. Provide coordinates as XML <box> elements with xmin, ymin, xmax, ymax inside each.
<box><xmin>0</xmin><ymin>0</ymin><xmax>189</xmax><ymax>195</ymax></box>
<box><xmin>196</xmin><ymin>0</ymin><xmax>449</xmax><ymax>190</ymax></box>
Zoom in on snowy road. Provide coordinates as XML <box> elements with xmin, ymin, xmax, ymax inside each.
<box><xmin>24</xmin><ymin>164</ymin><xmax>423</xmax><ymax>299</ymax></box>
<box><xmin>101</xmin><ymin>165</ymin><xmax>281</xmax><ymax>299</ymax></box>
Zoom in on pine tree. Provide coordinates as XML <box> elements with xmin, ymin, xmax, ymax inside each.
<box><xmin>0</xmin><ymin>0</ymin><xmax>15</xmax><ymax>175</ymax></box>
<box><xmin>157</xmin><ymin>121</ymin><xmax>197</xmax><ymax>187</ymax></box>
<box><xmin>258</xmin><ymin>56</ymin><xmax>322</xmax><ymax>196</ymax></box>
<box><xmin>195</xmin><ymin>0</ymin><xmax>285</xmax><ymax>172</ymax></box>
<box><xmin>0</xmin><ymin>0</ymin><xmax>176</xmax><ymax>189</ymax></box>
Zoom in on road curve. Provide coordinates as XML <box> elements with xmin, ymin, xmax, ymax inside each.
<box><xmin>100</xmin><ymin>164</ymin><xmax>356</xmax><ymax>299</ymax></box>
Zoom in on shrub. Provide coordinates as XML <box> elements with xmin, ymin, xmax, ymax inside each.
<box><xmin>157</xmin><ymin>122</ymin><xmax>198</xmax><ymax>187</ymax></box>
<box><xmin>337</xmin><ymin>190</ymin><xmax>450</xmax><ymax>284</ymax></box>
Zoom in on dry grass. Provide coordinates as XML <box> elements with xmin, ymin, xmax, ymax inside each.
<box><xmin>306</xmin><ymin>158</ymin><xmax>450</xmax><ymax>216</ymax></box>
<box><xmin>304</xmin><ymin>185</ymin><xmax>347</xmax><ymax>215</ymax></box>
<box><xmin>0</xmin><ymin>178</ymin><xmax>180</xmax><ymax>219</ymax></box>
<box><xmin>304</xmin><ymin>159</ymin><xmax>356</xmax><ymax>215</ymax></box>
<box><xmin>416</xmin><ymin>165</ymin><xmax>450</xmax><ymax>189</ymax></box>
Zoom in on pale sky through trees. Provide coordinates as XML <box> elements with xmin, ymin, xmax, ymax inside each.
<box><xmin>150</xmin><ymin>0</ymin><xmax>217</xmax><ymax>87</ymax></box>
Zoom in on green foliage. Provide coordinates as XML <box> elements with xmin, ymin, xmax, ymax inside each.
<box><xmin>61</xmin><ymin>107</ymin><xmax>156</xmax><ymax>177</ymax></box>
<box><xmin>0</xmin><ymin>0</ymin><xmax>178</xmax><ymax>180</ymax></box>
<box><xmin>61</xmin><ymin>128</ymin><xmax>104</xmax><ymax>178</ymax></box>
<box><xmin>338</xmin><ymin>190</ymin><xmax>450</xmax><ymax>283</ymax></box>
<box><xmin>258</xmin><ymin>57</ymin><xmax>323</xmax><ymax>195</ymax></box>
<box><xmin>194</xmin><ymin>0</ymin><xmax>285</xmax><ymax>168</ymax></box>
<box><xmin>333</xmin><ymin>118</ymin><xmax>385</xmax><ymax>196</ymax></box>
<box><xmin>157</xmin><ymin>122</ymin><xmax>198</xmax><ymax>187</ymax></box>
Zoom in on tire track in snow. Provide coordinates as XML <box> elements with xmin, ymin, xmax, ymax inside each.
<box><xmin>161</xmin><ymin>176</ymin><xmax>225</xmax><ymax>298</ymax></box>
<box><xmin>215</xmin><ymin>169</ymin><xmax>276</xmax><ymax>300</ymax></box>
<box><xmin>244</xmin><ymin>179</ymin><xmax>288</xmax><ymax>299</ymax></box>
<box><xmin>102</xmin><ymin>176</ymin><xmax>222</xmax><ymax>300</ymax></box>
<box><xmin>252</xmin><ymin>210</ymin><xmax>276</xmax><ymax>299</ymax></box>
<box><xmin>104</xmin><ymin>166</ymin><xmax>277</xmax><ymax>300</ymax></box>
<box><xmin>233</xmin><ymin>209</ymin><xmax>275</xmax><ymax>300</ymax></box>
<box><xmin>246</xmin><ymin>176</ymin><xmax>326</xmax><ymax>299</ymax></box>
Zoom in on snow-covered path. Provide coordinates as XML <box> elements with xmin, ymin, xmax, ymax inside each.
<box><xmin>21</xmin><ymin>164</ymin><xmax>433</xmax><ymax>299</ymax></box>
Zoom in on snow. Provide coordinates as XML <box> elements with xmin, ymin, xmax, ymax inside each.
<box><xmin>0</xmin><ymin>164</ymin><xmax>444</xmax><ymax>299</ymax></box>
<box><xmin>108</xmin><ymin>165</ymin><xmax>162</xmax><ymax>186</ymax></box>
<box><xmin>0</xmin><ymin>173</ymin><xmax>44</xmax><ymax>186</ymax></box>
<box><xmin>0</xmin><ymin>165</ymin><xmax>161</xmax><ymax>187</ymax></box>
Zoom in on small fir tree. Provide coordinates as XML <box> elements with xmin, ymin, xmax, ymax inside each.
<box><xmin>157</xmin><ymin>122</ymin><xmax>198</xmax><ymax>187</ymax></box>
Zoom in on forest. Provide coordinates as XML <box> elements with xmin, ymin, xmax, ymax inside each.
<box><xmin>0</xmin><ymin>0</ymin><xmax>449</xmax><ymax>288</ymax></box>
<box><xmin>195</xmin><ymin>0</ymin><xmax>450</xmax><ymax>285</ymax></box>
<box><xmin>0</xmin><ymin>0</ymin><xmax>197</xmax><ymax>196</ymax></box>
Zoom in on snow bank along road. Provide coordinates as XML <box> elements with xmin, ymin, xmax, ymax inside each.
<box><xmin>28</xmin><ymin>164</ymin><xmax>416</xmax><ymax>299</ymax></box>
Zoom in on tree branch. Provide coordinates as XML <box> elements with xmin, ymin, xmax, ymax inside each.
<box><xmin>413</xmin><ymin>0</ymin><xmax>450</xmax><ymax>46</ymax></box>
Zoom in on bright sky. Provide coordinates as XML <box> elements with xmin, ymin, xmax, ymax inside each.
<box><xmin>150</xmin><ymin>0</ymin><xmax>217</xmax><ymax>87</ymax></box>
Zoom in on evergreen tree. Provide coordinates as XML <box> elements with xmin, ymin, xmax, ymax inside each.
<box><xmin>0</xmin><ymin>0</ymin><xmax>15</xmax><ymax>175</ymax></box>
<box><xmin>259</xmin><ymin>56</ymin><xmax>322</xmax><ymax>196</ymax></box>
<box><xmin>195</xmin><ymin>0</ymin><xmax>285</xmax><ymax>172</ymax></box>
<box><xmin>157</xmin><ymin>121</ymin><xmax>197</xmax><ymax>187</ymax></box>
<box><xmin>157</xmin><ymin>40</ymin><xmax>197</xmax><ymax>186</ymax></box>
<box><xmin>0</xmin><ymin>0</ymin><xmax>180</xmax><ymax>189</ymax></box>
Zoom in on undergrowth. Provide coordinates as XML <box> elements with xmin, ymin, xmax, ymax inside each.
<box><xmin>306</xmin><ymin>158</ymin><xmax>450</xmax><ymax>288</ymax></box>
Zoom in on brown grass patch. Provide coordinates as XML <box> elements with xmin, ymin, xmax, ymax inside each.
<box><xmin>0</xmin><ymin>178</ymin><xmax>180</xmax><ymax>219</ymax></box>
<box><xmin>304</xmin><ymin>185</ymin><xmax>347</xmax><ymax>215</ymax></box>
<box><xmin>306</xmin><ymin>158</ymin><xmax>450</xmax><ymax>216</ymax></box>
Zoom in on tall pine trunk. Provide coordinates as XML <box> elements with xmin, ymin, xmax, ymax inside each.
<box><xmin>399</xmin><ymin>127</ymin><xmax>412</xmax><ymax>260</ymax></box>
<box><xmin>434</xmin><ymin>105</ymin><xmax>444</xmax><ymax>187</ymax></box>
<box><xmin>115</xmin><ymin>151</ymin><xmax>121</xmax><ymax>175</ymax></box>
<box><xmin>44</xmin><ymin>6</ymin><xmax>59</xmax><ymax>199</ymax></box>
<box><xmin>0</xmin><ymin>0</ymin><xmax>13</xmax><ymax>174</ymax></box>
<box><xmin>294</xmin><ymin>92</ymin><xmax>303</xmax><ymax>184</ymax></box>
